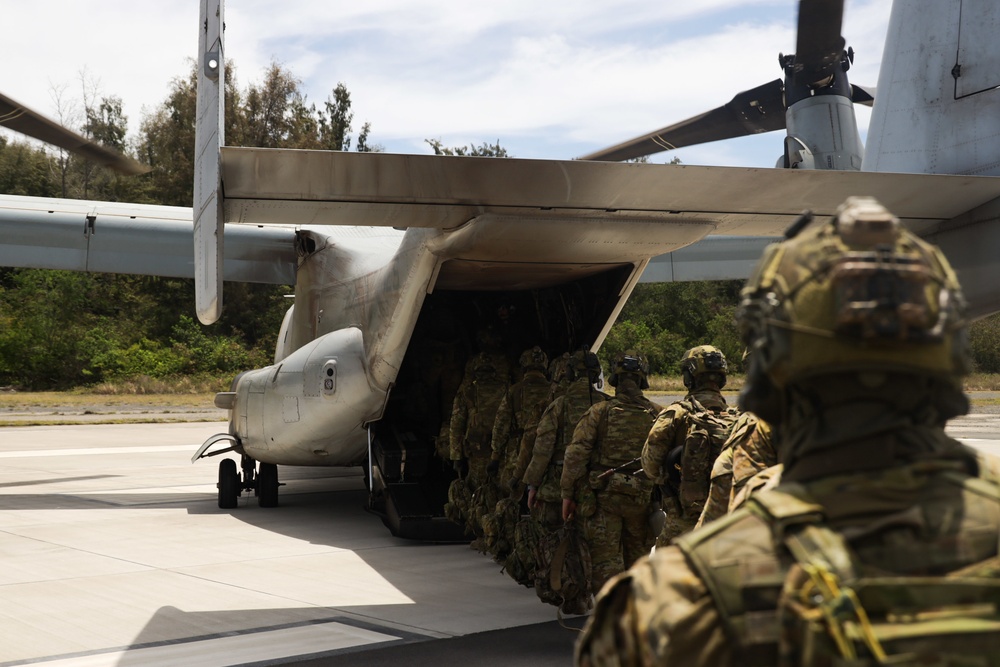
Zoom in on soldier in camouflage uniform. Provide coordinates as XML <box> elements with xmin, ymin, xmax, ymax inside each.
<box><xmin>522</xmin><ymin>348</ymin><xmax>608</xmax><ymax>529</ymax></box>
<box><xmin>449</xmin><ymin>351</ymin><xmax>510</xmax><ymax>536</ymax></box>
<box><xmin>696</xmin><ymin>410</ymin><xmax>774</xmax><ymax>527</ymax></box>
<box><xmin>577</xmin><ymin>197</ymin><xmax>1000</xmax><ymax>666</ymax></box>
<box><xmin>560</xmin><ymin>350</ymin><xmax>661</xmax><ymax>594</ymax></box>
<box><xmin>482</xmin><ymin>346</ymin><xmax>552</xmax><ymax>560</ymax></box>
<box><xmin>728</xmin><ymin>412</ymin><xmax>775</xmax><ymax>508</ymax></box>
<box><xmin>491</xmin><ymin>346</ymin><xmax>552</xmax><ymax>491</ymax></box>
<box><xmin>641</xmin><ymin>345</ymin><xmax>737</xmax><ymax>546</ymax></box>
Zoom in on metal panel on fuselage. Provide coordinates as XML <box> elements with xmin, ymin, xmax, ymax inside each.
<box><xmin>865</xmin><ymin>0</ymin><xmax>1000</xmax><ymax>176</ymax></box>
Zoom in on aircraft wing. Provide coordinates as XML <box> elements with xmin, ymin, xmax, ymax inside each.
<box><xmin>218</xmin><ymin>148</ymin><xmax>1000</xmax><ymax>239</ymax></box>
<box><xmin>7</xmin><ymin>151</ymin><xmax>1000</xmax><ymax>298</ymax></box>
<box><xmin>0</xmin><ymin>194</ymin><xmax>296</xmax><ymax>284</ymax></box>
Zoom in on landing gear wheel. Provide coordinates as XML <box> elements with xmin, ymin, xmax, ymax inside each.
<box><xmin>257</xmin><ymin>462</ymin><xmax>279</xmax><ymax>508</ymax></box>
<box><xmin>218</xmin><ymin>458</ymin><xmax>240</xmax><ymax>509</ymax></box>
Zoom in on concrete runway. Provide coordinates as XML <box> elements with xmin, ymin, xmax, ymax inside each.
<box><xmin>1</xmin><ymin>414</ymin><xmax>999</xmax><ymax>666</ymax></box>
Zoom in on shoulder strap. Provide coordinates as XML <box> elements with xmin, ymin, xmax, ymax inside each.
<box><xmin>550</xmin><ymin>527</ymin><xmax>572</xmax><ymax>593</ymax></box>
<box><xmin>747</xmin><ymin>484</ymin><xmax>826</xmax><ymax>540</ymax></box>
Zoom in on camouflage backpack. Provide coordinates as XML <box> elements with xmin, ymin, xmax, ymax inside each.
<box><xmin>482</xmin><ymin>496</ymin><xmax>520</xmax><ymax>562</ymax></box>
<box><xmin>534</xmin><ymin>522</ymin><xmax>593</xmax><ymax>614</ymax></box>
<box><xmin>774</xmin><ymin>501</ymin><xmax>1000</xmax><ymax>666</ymax></box>
<box><xmin>469</xmin><ymin>481</ymin><xmax>501</xmax><ymax>546</ymax></box>
<box><xmin>444</xmin><ymin>477</ymin><xmax>471</xmax><ymax>528</ymax></box>
<box><xmin>669</xmin><ymin>398</ymin><xmax>739</xmax><ymax>519</ymax></box>
<box><xmin>504</xmin><ymin>513</ymin><xmax>544</xmax><ymax>587</ymax></box>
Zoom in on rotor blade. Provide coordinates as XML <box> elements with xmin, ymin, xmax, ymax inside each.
<box><xmin>0</xmin><ymin>92</ymin><xmax>149</xmax><ymax>175</ymax></box>
<box><xmin>794</xmin><ymin>0</ymin><xmax>846</xmax><ymax>85</ymax></box>
<box><xmin>579</xmin><ymin>79</ymin><xmax>786</xmax><ymax>162</ymax></box>
<box><xmin>851</xmin><ymin>83</ymin><xmax>875</xmax><ymax>107</ymax></box>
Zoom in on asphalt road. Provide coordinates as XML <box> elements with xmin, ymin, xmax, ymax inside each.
<box><xmin>1</xmin><ymin>413</ymin><xmax>999</xmax><ymax>666</ymax></box>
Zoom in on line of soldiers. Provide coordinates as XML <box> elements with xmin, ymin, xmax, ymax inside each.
<box><xmin>441</xmin><ymin>197</ymin><xmax>1000</xmax><ymax>663</ymax></box>
<box><xmin>575</xmin><ymin>197</ymin><xmax>1000</xmax><ymax>665</ymax></box>
<box><xmin>445</xmin><ymin>328</ymin><xmax>763</xmax><ymax>616</ymax></box>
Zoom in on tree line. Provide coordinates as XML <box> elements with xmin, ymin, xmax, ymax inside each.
<box><xmin>3</xmin><ymin>60</ymin><xmax>1000</xmax><ymax>390</ymax></box>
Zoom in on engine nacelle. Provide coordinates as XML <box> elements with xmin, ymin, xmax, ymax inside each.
<box><xmin>227</xmin><ymin>326</ymin><xmax>382</xmax><ymax>466</ymax></box>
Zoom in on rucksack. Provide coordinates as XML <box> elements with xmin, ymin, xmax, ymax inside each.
<box><xmin>467</xmin><ymin>479</ymin><xmax>503</xmax><ymax>544</ymax></box>
<box><xmin>534</xmin><ymin>522</ymin><xmax>593</xmax><ymax>615</ymax></box>
<box><xmin>778</xmin><ymin>520</ymin><xmax>1000</xmax><ymax>666</ymax></box>
<box><xmin>444</xmin><ymin>477</ymin><xmax>471</xmax><ymax>528</ymax></box>
<box><xmin>482</xmin><ymin>497</ymin><xmax>520</xmax><ymax>562</ymax></box>
<box><xmin>504</xmin><ymin>513</ymin><xmax>543</xmax><ymax>587</ymax></box>
<box><xmin>669</xmin><ymin>398</ymin><xmax>739</xmax><ymax>519</ymax></box>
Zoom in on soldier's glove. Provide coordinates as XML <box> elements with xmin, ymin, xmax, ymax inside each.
<box><xmin>486</xmin><ymin>460</ymin><xmax>500</xmax><ymax>476</ymax></box>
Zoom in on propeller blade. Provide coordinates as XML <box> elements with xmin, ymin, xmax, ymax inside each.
<box><xmin>793</xmin><ymin>0</ymin><xmax>846</xmax><ymax>85</ymax></box>
<box><xmin>0</xmin><ymin>92</ymin><xmax>149</xmax><ymax>176</ymax></box>
<box><xmin>851</xmin><ymin>83</ymin><xmax>875</xmax><ymax>107</ymax></box>
<box><xmin>579</xmin><ymin>78</ymin><xmax>786</xmax><ymax>162</ymax></box>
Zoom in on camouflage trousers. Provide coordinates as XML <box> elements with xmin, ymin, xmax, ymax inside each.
<box><xmin>583</xmin><ymin>491</ymin><xmax>654</xmax><ymax>594</ymax></box>
<box><xmin>655</xmin><ymin>495</ymin><xmax>698</xmax><ymax>548</ymax></box>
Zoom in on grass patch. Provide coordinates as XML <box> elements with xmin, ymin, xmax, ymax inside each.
<box><xmin>0</xmin><ymin>392</ymin><xmax>217</xmax><ymax>410</ymax></box>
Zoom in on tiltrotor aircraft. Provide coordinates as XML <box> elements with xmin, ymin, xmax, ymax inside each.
<box><xmin>3</xmin><ymin>0</ymin><xmax>1000</xmax><ymax>539</ymax></box>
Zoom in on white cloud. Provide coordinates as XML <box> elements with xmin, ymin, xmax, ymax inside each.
<box><xmin>3</xmin><ymin>0</ymin><xmax>890</xmax><ymax>167</ymax></box>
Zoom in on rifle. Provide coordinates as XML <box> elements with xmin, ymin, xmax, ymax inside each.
<box><xmin>596</xmin><ymin>457</ymin><xmax>646</xmax><ymax>480</ymax></box>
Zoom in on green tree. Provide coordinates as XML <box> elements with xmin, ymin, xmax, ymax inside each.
<box><xmin>601</xmin><ymin>281</ymin><xmax>744</xmax><ymax>375</ymax></box>
<box><xmin>0</xmin><ymin>137</ymin><xmax>59</xmax><ymax>197</ymax></box>
<box><xmin>969</xmin><ymin>313</ymin><xmax>1000</xmax><ymax>373</ymax></box>
<box><xmin>425</xmin><ymin>139</ymin><xmax>510</xmax><ymax>157</ymax></box>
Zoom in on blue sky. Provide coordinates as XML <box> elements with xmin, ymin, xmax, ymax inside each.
<box><xmin>4</xmin><ymin>0</ymin><xmax>890</xmax><ymax>168</ymax></box>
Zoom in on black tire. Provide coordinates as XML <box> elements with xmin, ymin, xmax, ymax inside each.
<box><xmin>258</xmin><ymin>462</ymin><xmax>279</xmax><ymax>508</ymax></box>
<box><xmin>218</xmin><ymin>458</ymin><xmax>240</xmax><ymax>509</ymax></box>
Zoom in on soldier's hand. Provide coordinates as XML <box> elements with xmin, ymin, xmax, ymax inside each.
<box><xmin>527</xmin><ymin>487</ymin><xmax>538</xmax><ymax>508</ymax></box>
<box><xmin>562</xmin><ymin>498</ymin><xmax>577</xmax><ymax>522</ymax></box>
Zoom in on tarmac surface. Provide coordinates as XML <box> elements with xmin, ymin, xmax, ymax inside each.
<box><xmin>1</xmin><ymin>407</ymin><xmax>999</xmax><ymax>666</ymax></box>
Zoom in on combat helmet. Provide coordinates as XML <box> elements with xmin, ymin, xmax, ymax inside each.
<box><xmin>736</xmin><ymin>196</ymin><xmax>970</xmax><ymax>424</ymax></box>
<box><xmin>518</xmin><ymin>346</ymin><xmax>549</xmax><ymax>374</ymax></box>
<box><xmin>549</xmin><ymin>352</ymin><xmax>571</xmax><ymax>384</ymax></box>
<box><xmin>609</xmin><ymin>349</ymin><xmax>650</xmax><ymax>389</ymax></box>
<box><xmin>680</xmin><ymin>345</ymin><xmax>728</xmax><ymax>390</ymax></box>
<box><xmin>567</xmin><ymin>347</ymin><xmax>602</xmax><ymax>384</ymax></box>
<box><xmin>469</xmin><ymin>351</ymin><xmax>500</xmax><ymax>381</ymax></box>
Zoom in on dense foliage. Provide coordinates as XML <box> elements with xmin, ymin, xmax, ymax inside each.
<box><xmin>598</xmin><ymin>281</ymin><xmax>744</xmax><ymax>376</ymax></box>
<box><xmin>0</xmin><ymin>61</ymin><xmax>375</xmax><ymax>390</ymax></box>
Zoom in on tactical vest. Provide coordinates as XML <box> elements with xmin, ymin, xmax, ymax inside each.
<box><xmin>594</xmin><ymin>399</ymin><xmax>659</xmax><ymax>470</ymax></box>
<box><xmin>590</xmin><ymin>398</ymin><xmax>658</xmax><ymax>501</ymax></box>
<box><xmin>676</xmin><ymin>472</ymin><xmax>1000</xmax><ymax>666</ymax></box>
